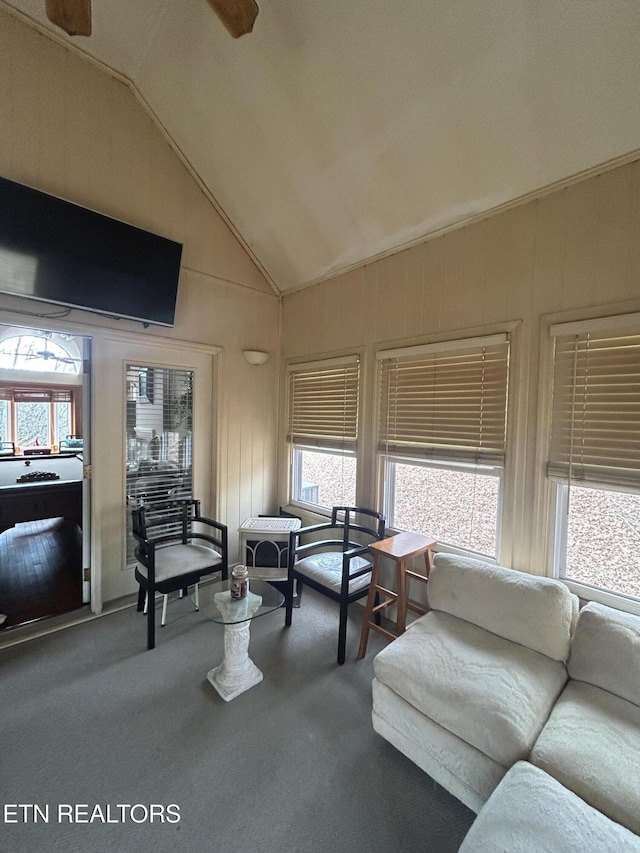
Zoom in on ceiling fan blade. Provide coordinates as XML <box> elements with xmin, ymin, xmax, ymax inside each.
<box><xmin>207</xmin><ymin>0</ymin><xmax>259</xmax><ymax>38</ymax></box>
<box><xmin>45</xmin><ymin>0</ymin><xmax>91</xmax><ymax>37</ymax></box>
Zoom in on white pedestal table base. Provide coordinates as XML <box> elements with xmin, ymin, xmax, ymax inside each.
<box><xmin>207</xmin><ymin>620</ymin><xmax>263</xmax><ymax>702</ymax></box>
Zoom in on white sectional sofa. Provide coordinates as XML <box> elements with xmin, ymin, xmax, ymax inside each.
<box><xmin>372</xmin><ymin>553</ymin><xmax>579</xmax><ymax>812</ymax></box>
<box><xmin>371</xmin><ymin>553</ymin><xmax>640</xmax><ymax>846</ymax></box>
<box><xmin>458</xmin><ymin>761</ymin><xmax>640</xmax><ymax>853</ymax></box>
<box><xmin>530</xmin><ymin>600</ymin><xmax>640</xmax><ymax>836</ymax></box>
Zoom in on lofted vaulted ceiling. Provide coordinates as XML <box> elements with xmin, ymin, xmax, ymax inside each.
<box><xmin>2</xmin><ymin>1</ymin><xmax>640</xmax><ymax>294</ymax></box>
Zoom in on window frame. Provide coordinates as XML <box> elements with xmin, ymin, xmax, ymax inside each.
<box><xmin>381</xmin><ymin>453</ymin><xmax>505</xmax><ymax>560</ymax></box>
<box><xmin>0</xmin><ymin>385</ymin><xmax>78</xmax><ymax>448</ymax></box>
<box><xmin>545</xmin><ymin>310</ymin><xmax>640</xmax><ymax>611</ymax></box>
<box><xmin>290</xmin><ymin>443</ymin><xmax>358</xmax><ymax>512</ymax></box>
<box><xmin>375</xmin><ymin>332</ymin><xmax>511</xmax><ymax>561</ymax></box>
<box><xmin>551</xmin><ymin>480</ymin><xmax>640</xmax><ymax>613</ymax></box>
<box><xmin>286</xmin><ymin>355</ymin><xmax>361</xmax><ymax>513</ymax></box>
<box><xmin>0</xmin><ymin>329</ymin><xmax>82</xmax><ymax>374</ymax></box>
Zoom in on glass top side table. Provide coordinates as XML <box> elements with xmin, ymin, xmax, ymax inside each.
<box><xmin>194</xmin><ymin>577</ymin><xmax>284</xmax><ymax>702</ymax></box>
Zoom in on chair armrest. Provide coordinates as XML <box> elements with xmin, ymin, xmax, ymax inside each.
<box><xmin>291</xmin><ymin>523</ymin><xmax>345</xmax><ymax>552</ymax></box>
<box><xmin>192</xmin><ymin>515</ymin><xmax>228</xmax><ymax>536</ymax></box>
<box><xmin>136</xmin><ymin>533</ymin><xmax>177</xmax><ymax>552</ymax></box>
<box><xmin>133</xmin><ymin>517</ymin><xmax>227</xmax><ymax>551</ymax></box>
<box><xmin>293</xmin><ymin>538</ymin><xmax>345</xmax><ymax>558</ymax></box>
<box><xmin>343</xmin><ymin>543</ymin><xmax>375</xmax><ymax>578</ymax></box>
<box><xmin>189</xmin><ymin>516</ymin><xmax>228</xmax><ymax>556</ymax></box>
<box><xmin>344</xmin><ymin>543</ymin><xmax>372</xmax><ymax>560</ymax></box>
<box><xmin>296</xmin><ymin>521</ymin><xmax>338</xmax><ymax>537</ymax></box>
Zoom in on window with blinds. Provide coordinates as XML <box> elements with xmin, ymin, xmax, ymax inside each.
<box><xmin>376</xmin><ymin>334</ymin><xmax>510</xmax><ymax>559</ymax></box>
<box><xmin>287</xmin><ymin>356</ymin><xmax>360</xmax><ymax>451</ymax></box>
<box><xmin>2</xmin><ymin>389</ymin><xmax>73</xmax><ymax>403</ymax></box>
<box><xmin>549</xmin><ymin>325</ymin><xmax>640</xmax><ymax>490</ymax></box>
<box><xmin>377</xmin><ymin>334</ymin><xmax>510</xmax><ymax>466</ymax></box>
<box><xmin>287</xmin><ymin>356</ymin><xmax>360</xmax><ymax>508</ymax></box>
<box><xmin>548</xmin><ymin>314</ymin><xmax>640</xmax><ymax>600</ymax></box>
<box><xmin>125</xmin><ymin>365</ymin><xmax>194</xmax><ymax>563</ymax></box>
<box><xmin>0</xmin><ymin>385</ymin><xmax>76</xmax><ymax>448</ymax></box>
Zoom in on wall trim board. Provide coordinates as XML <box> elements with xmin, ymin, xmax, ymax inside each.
<box><xmin>284</xmin><ymin>149</ymin><xmax>640</xmax><ymax>298</ymax></box>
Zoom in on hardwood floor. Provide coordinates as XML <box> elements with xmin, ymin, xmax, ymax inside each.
<box><xmin>0</xmin><ymin>517</ymin><xmax>83</xmax><ymax>629</ymax></box>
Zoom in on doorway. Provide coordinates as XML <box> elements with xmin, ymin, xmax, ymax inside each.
<box><xmin>0</xmin><ymin>324</ymin><xmax>90</xmax><ymax>629</ymax></box>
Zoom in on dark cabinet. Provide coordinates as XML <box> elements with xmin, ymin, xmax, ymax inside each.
<box><xmin>0</xmin><ymin>481</ymin><xmax>83</xmax><ymax>533</ymax></box>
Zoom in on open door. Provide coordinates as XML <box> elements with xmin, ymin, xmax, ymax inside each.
<box><xmin>0</xmin><ymin>324</ymin><xmax>90</xmax><ymax>628</ymax></box>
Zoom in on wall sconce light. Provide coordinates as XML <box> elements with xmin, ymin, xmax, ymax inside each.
<box><xmin>242</xmin><ymin>349</ymin><xmax>270</xmax><ymax>365</ymax></box>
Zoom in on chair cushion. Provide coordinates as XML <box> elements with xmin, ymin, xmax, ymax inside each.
<box><xmin>568</xmin><ymin>601</ymin><xmax>640</xmax><ymax>706</ymax></box>
<box><xmin>459</xmin><ymin>761</ymin><xmax>640</xmax><ymax>853</ymax></box>
<box><xmin>530</xmin><ymin>679</ymin><xmax>640</xmax><ymax>835</ymax></box>
<box><xmin>137</xmin><ymin>544</ymin><xmax>222</xmax><ymax>583</ymax></box>
<box><xmin>428</xmin><ymin>554</ymin><xmax>578</xmax><ymax>661</ymax></box>
<box><xmin>373</xmin><ymin>610</ymin><xmax>568</xmax><ymax>767</ymax></box>
<box><xmin>294</xmin><ymin>551</ymin><xmax>371</xmax><ymax>594</ymax></box>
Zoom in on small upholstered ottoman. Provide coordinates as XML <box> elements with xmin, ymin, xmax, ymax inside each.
<box><xmin>458</xmin><ymin>762</ymin><xmax>640</xmax><ymax>852</ymax></box>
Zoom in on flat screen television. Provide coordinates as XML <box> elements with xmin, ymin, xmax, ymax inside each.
<box><xmin>0</xmin><ymin>176</ymin><xmax>183</xmax><ymax>327</ymax></box>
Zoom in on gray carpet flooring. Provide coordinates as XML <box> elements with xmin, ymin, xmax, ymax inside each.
<box><xmin>0</xmin><ymin>587</ymin><xmax>474</xmax><ymax>852</ymax></box>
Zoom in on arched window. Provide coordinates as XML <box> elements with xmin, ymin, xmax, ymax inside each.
<box><xmin>0</xmin><ymin>332</ymin><xmax>81</xmax><ymax>375</ymax></box>
<box><xmin>0</xmin><ymin>329</ymin><xmax>81</xmax><ymax>449</ymax></box>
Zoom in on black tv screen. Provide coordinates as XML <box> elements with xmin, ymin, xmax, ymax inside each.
<box><xmin>0</xmin><ymin>176</ymin><xmax>183</xmax><ymax>327</ymax></box>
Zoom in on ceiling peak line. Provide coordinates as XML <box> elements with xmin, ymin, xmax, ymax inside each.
<box><xmin>180</xmin><ymin>264</ymin><xmax>279</xmax><ymax>299</ymax></box>
<box><xmin>283</xmin><ymin>146</ymin><xmax>640</xmax><ymax>299</ymax></box>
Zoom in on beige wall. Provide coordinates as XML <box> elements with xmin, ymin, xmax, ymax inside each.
<box><xmin>2</xmin><ymin>6</ymin><xmax>640</xmax><ymax>605</ymax></box>
<box><xmin>280</xmin><ymin>159</ymin><xmax>640</xmax><ymax>575</ymax></box>
<box><xmin>0</xmin><ymin>10</ymin><xmax>280</xmax><ymax>604</ymax></box>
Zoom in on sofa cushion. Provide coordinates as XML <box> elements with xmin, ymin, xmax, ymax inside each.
<box><xmin>459</xmin><ymin>761</ymin><xmax>640</xmax><ymax>853</ymax></box>
<box><xmin>568</xmin><ymin>601</ymin><xmax>640</xmax><ymax>706</ymax></box>
<box><xmin>373</xmin><ymin>610</ymin><xmax>568</xmax><ymax>767</ymax></box>
<box><xmin>530</xmin><ymin>679</ymin><xmax>640</xmax><ymax>835</ymax></box>
<box><xmin>428</xmin><ymin>554</ymin><xmax>578</xmax><ymax>661</ymax></box>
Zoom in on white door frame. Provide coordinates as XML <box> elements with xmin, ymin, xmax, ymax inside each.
<box><xmin>0</xmin><ymin>309</ymin><xmax>222</xmax><ymax>618</ymax></box>
<box><xmin>93</xmin><ymin>331</ymin><xmax>221</xmax><ymax>609</ymax></box>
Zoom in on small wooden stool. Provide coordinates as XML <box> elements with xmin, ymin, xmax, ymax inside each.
<box><xmin>357</xmin><ymin>531</ymin><xmax>436</xmax><ymax>659</ymax></box>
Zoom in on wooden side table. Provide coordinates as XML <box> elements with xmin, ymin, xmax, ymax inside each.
<box><xmin>357</xmin><ymin>531</ymin><xmax>436</xmax><ymax>659</ymax></box>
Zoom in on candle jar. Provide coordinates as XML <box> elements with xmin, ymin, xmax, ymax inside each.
<box><xmin>230</xmin><ymin>565</ymin><xmax>248</xmax><ymax>600</ymax></box>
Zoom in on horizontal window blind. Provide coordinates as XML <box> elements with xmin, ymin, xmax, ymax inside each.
<box><xmin>12</xmin><ymin>389</ymin><xmax>72</xmax><ymax>403</ymax></box>
<box><xmin>287</xmin><ymin>357</ymin><xmax>360</xmax><ymax>451</ymax></box>
<box><xmin>378</xmin><ymin>338</ymin><xmax>510</xmax><ymax>465</ymax></box>
<box><xmin>125</xmin><ymin>365</ymin><xmax>194</xmax><ymax>563</ymax></box>
<box><xmin>0</xmin><ymin>387</ymin><xmax>73</xmax><ymax>402</ymax></box>
<box><xmin>549</xmin><ymin>329</ymin><xmax>640</xmax><ymax>489</ymax></box>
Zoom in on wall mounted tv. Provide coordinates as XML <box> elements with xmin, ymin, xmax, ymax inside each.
<box><xmin>0</xmin><ymin>176</ymin><xmax>183</xmax><ymax>327</ymax></box>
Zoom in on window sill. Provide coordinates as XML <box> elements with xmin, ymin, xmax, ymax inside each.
<box><xmin>562</xmin><ymin>578</ymin><xmax>640</xmax><ymax>618</ymax></box>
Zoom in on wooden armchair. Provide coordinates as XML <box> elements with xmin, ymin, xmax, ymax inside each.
<box><xmin>132</xmin><ymin>499</ymin><xmax>228</xmax><ymax>649</ymax></box>
<box><xmin>284</xmin><ymin>506</ymin><xmax>386</xmax><ymax>664</ymax></box>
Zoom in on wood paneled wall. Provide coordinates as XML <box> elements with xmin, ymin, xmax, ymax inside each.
<box><xmin>281</xmin><ymin>160</ymin><xmax>640</xmax><ymax>573</ymax></box>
